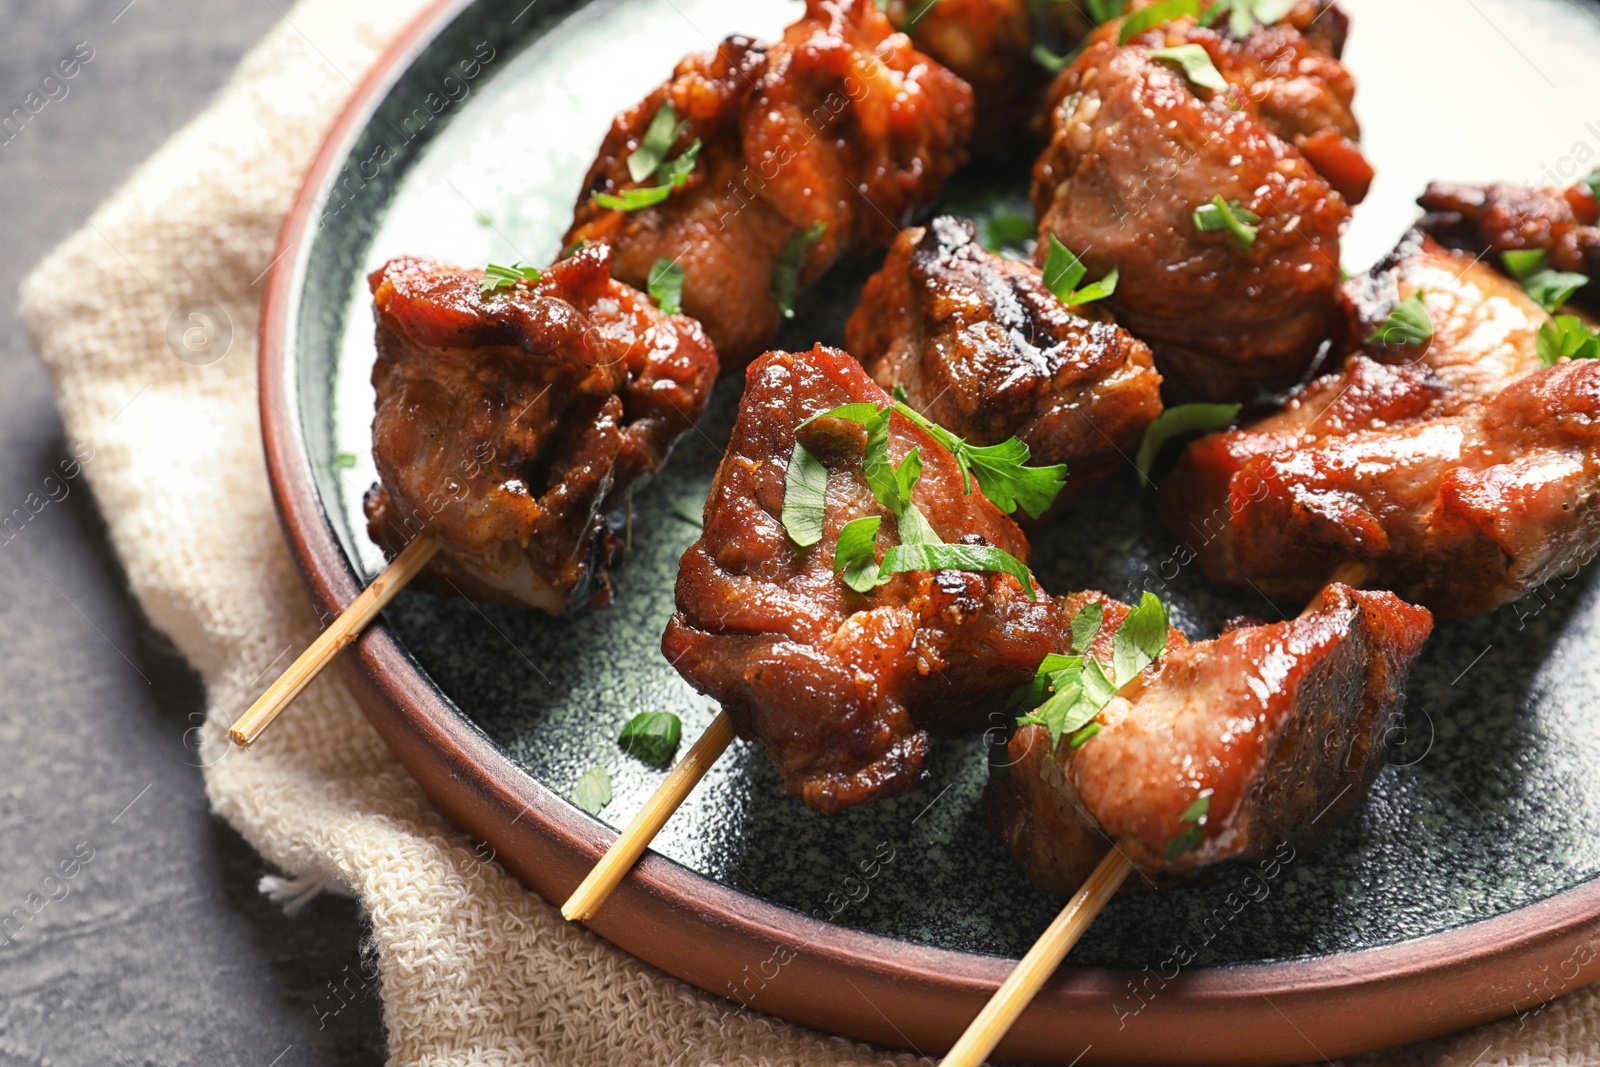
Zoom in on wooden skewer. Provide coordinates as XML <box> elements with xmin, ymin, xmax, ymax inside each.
<box><xmin>940</xmin><ymin>848</ymin><xmax>1134</xmax><ymax>1067</ymax></box>
<box><xmin>938</xmin><ymin>560</ymin><xmax>1376</xmax><ymax>1065</ymax></box>
<box><xmin>562</xmin><ymin>710</ymin><xmax>736</xmax><ymax>921</ymax></box>
<box><xmin>229</xmin><ymin>534</ymin><xmax>440</xmax><ymax>747</ymax></box>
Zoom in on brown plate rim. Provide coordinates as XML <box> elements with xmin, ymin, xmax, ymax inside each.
<box><xmin>256</xmin><ymin>2</ymin><xmax>1600</xmax><ymax>1062</ymax></box>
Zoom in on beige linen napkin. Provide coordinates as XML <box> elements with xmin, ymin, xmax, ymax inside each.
<box><xmin>18</xmin><ymin>0</ymin><xmax>1600</xmax><ymax>1063</ymax></box>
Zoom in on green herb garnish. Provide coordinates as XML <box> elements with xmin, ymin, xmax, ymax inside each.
<box><xmin>1087</xmin><ymin>0</ymin><xmax>1128</xmax><ymax>21</ymax></box>
<box><xmin>1200</xmin><ymin>0</ymin><xmax>1295</xmax><ymax>36</ymax></box>
<box><xmin>593</xmin><ymin>139</ymin><xmax>702</xmax><ymax>211</ymax></box>
<box><xmin>889</xmin><ymin>394</ymin><xmax>1069</xmax><ymax>519</ymax></box>
<box><xmin>670</xmin><ymin>496</ymin><xmax>704</xmax><ymax>527</ymax></box>
<box><xmin>1365</xmin><ymin>291</ymin><xmax>1434</xmax><ymax>347</ymax></box>
<box><xmin>1118</xmin><ymin>0</ymin><xmax>1199</xmax><ymax>44</ymax></box>
<box><xmin>1112</xmin><ymin>592</ymin><xmax>1170</xmax><ymax>686</ymax></box>
<box><xmin>479</xmin><ymin>261</ymin><xmax>541</xmax><ymax>294</ymax></box>
<box><xmin>1134</xmin><ymin>402</ymin><xmax>1241</xmax><ymax>487</ymax></box>
<box><xmin>834</xmin><ymin>516</ymin><xmax>888</xmax><ymax>592</ymax></box>
<box><xmin>773</xmin><ymin>221</ymin><xmax>828</xmax><ymax>319</ymax></box>
<box><xmin>1165</xmin><ymin>791</ymin><xmax>1212</xmax><ymax>860</ymax></box>
<box><xmin>332</xmin><ymin>452</ymin><xmax>357</xmax><ymax>470</ymax></box>
<box><xmin>1042</xmin><ymin>235</ymin><xmax>1119</xmax><ymax>308</ymax></box>
<box><xmin>1193</xmin><ymin>195</ymin><xmax>1260</xmax><ymax>249</ymax></box>
<box><xmin>571</xmin><ymin>764</ymin><xmax>612</xmax><ymax>815</ymax></box>
<box><xmin>1537</xmin><ymin>316</ymin><xmax>1600</xmax><ymax>366</ymax></box>
<box><xmin>628</xmin><ymin>101</ymin><xmax>689</xmax><ymax>184</ymax></box>
<box><xmin>780</xmin><ymin>442</ymin><xmax>828</xmax><ymax>547</ymax></box>
<box><xmin>1585</xmin><ymin>166</ymin><xmax>1600</xmax><ymax>203</ymax></box>
<box><xmin>1147</xmin><ymin>43</ymin><xmax>1227</xmax><ymax>91</ymax></box>
<box><xmin>618</xmin><ymin>711</ymin><xmax>683</xmax><ymax>768</ymax></box>
<box><xmin>984</xmin><ymin>213</ymin><xmax>1035</xmax><ymax>253</ymax></box>
<box><xmin>1502</xmin><ymin>249</ymin><xmax>1588</xmax><ymax>314</ymax></box>
<box><xmin>647</xmin><ymin>257</ymin><xmax>686</xmax><ymax>315</ymax></box>
<box><xmin>1070</xmin><ymin>602</ymin><xmax>1104</xmax><ymax>655</ymax></box>
<box><xmin>1032</xmin><ymin>43</ymin><xmax>1072</xmax><ymax>72</ymax></box>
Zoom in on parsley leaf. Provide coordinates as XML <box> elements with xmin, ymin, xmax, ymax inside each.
<box><xmin>628</xmin><ymin>101</ymin><xmax>689</xmax><ymax>184</ymax></box>
<box><xmin>647</xmin><ymin>257</ymin><xmax>685</xmax><ymax>315</ymax></box>
<box><xmin>984</xmin><ymin>213</ymin><xmax>1035</xmax><ymax>253</ymax></box>
<box><xmin>1087</xmin><ymin>0</ymin><xmax>1128</xmax><ymax>21</ymax></box>
<box><xmin>1203</xmin><ymin>0</ymin><xmax>1295</xmax><ymax>36</ymax></box>
<box><xmin>1112</xmin><ymin>592</ymin><xmax>1170</xmax><ymax>686</ymax></box>
<box><xmin>1165</xmin><ymin>790</ymin><xmax>1212</xmax><ymax>860</ymax></box>
<box><xmin>593</xmin><ymin>139</ymin><xmax>702</xmax><ymax>211</ymax></box>
<box><xmin>881</xmin><ymin>542</ymin><xmax>1037</xmax><ymax>599</ymax></box>
<box><xmin>1042</xmin><ymin>235</ymin><xmax>1119</xmax><ymax>307</ymax></box>
<box><xmin>1193</xmin><ymin>195</ymin><xmax>1260</xmax><ymax>249</ymax></box>
<box><xmin>1537</xmin><ymin>316</ymin><xmax>1600</xmax><ymax>366</ymax></box>
<box><xmin>1069</xmin><ymin>722</ymin><xmax>1102</xmax><ymax>748</ymax></box>
<box><xmin>773</xmin><ymin>221</ymin><xmax>828</xmax><ymax>319</ymax></box>
<box><xmin>618</xmin><ymin>711</ymin><xmax>682</xmax><ymax>768</ymax></box>
<box><xmin>780</xmin><ymin>442</ymin><xmax>828</xmax><ymax>547</ymax></box>
<box><xmin>332</xmin><ymin>452</ymin><xmax>357</xmax><ymax>470</ymax></box>
<box><xmin>1135</xmin><ymin>402</ymin><xmax>1241</xmax><ymax>487</ymax></box>
<box><xmin>479</xmin><ymin>261</ymin><xmax>541</xmax><ymax>294</ymax></box>
<box><xmin>890</xmin><ymin>399</ymin><xmax>1068</xmax><ymax>518</ymax></box>
<box><xmin>1032</xmin><ymin>43</ymin><xmax>1072</xmax><ymax>72</ymax></box>
<box><xmin>1586</xmin><ymin>166</ymin><xmax>1600</xmax><ymax>203</ymax></box>
<box><xmin>1148</xmin><ymin>43</ymin><xmax>1227</xmax><ymax>91</ymax></box>
<box><xmin>670</xmin><ymin>496</ymin><xmax>704</xmax><ymax>527</ymax></box>
<box><xmin>834</xmin><ymin>516</ymin><xmax>889</xmax><ymax>592</ymax></box>
<box><xmin>1119</xmin><ymin>0</ymin><xmax>1199</xmax><ymax>44</ymax></box>
<box><xmin>1366</xmin><ymin>291</ymin><xmax>1434</xmax><ymax>347</ymax></box>
<box><xmin>1070</xmin><ymin>603</ymin><xmax>1103</xmax><ymax>655</ymax></box>
<box><xmin>571</xmin><ymin>764</ymin><xmax>612</xmax><ymax>815</ymax></box>
<box><xmin>1502</xmin><ymin>249</ymin><xmax>1588</xmax><ymax>313</ymax></box>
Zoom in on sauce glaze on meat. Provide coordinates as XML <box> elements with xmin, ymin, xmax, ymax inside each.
<box><xmin>363</xmin><ymin>246</ymin><xmax>718</xmax><ymax>612</ymax></box>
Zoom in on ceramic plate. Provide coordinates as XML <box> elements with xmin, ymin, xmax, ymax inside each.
<box><xmin>259</xmin><ymin>1</ymin><xmax>1600</xmax><ymax>1062</ymax></box>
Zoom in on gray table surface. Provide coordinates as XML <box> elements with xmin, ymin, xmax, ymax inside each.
<box><xmin>0</xmin><ymin>2</ymin><xmax>384</xmax><ymax>1064</ymax></box>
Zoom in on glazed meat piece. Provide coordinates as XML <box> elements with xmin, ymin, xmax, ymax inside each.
<box><xmin>362</xmin><ymin>246</ymin><xmax>718</xmax><ymax>611</ymax></box>
<box><xmin>663</xmin><ymin>345</ymin><xmax>1064</xmax><ymax>813</ymax></box>
<box><xmin>564</xmin><ymin>0</ymin><xmax>974</xmax><ymax>367</ymax></box>
<box><xmin>846</xmin><ymin>217</ymin><xmax>1162</xmax><ymax>505</ymax></box>
<box><xmin>1032</xmin><ymin>5</ymin><xmax>1358</xmax><ymax>401</ymax></box>
<box><xmin>1158</xmin><ymin>230</ymin><xmax>1600</xmax><ymax>619</ymax></box>
<box><xmin>987</xmin><ymin>585</ymin><xmax>1433</xmax><ymax>894</ymax></box>
<box><xmin>1420</xmin><ymin>179</ymin><xmax>1600</xmax><ymax>309</ymax></box>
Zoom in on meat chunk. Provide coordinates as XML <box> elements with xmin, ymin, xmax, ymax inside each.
<box><xmin>564</xmin><ymin>0</ymin><xmax>974</xmax><ymax>367</ymax></box>
<box><xmin>1158</xmin><ymin>231</ymin><xmax>1600</xmax><ymax>618</ymax></box>
<box><xmin>662</xmin><ymin>345</ymin><xmax>1063</xmax><ymax>813</ymax></box>
<box><xmin>1031</xmin><ymin>7</ymin><xmax>1358</xmax><ymax>401</ymax></box>
<box><xmin>987</xmin><ymin>584</ymin><xmax>1433</xmax><ymax>894</ymax></box>
<box><xmin>362</xmin><ymin>246</ymin><xmax>718</xmax><ymax>612</ymax></box>
<box><xmin>846</xmin><ymin>216</ymin><xmax>1162</xmax><ymax>505</ymax></box>
<box><xmin>1419</xmin><ymin>179</ymin><xmax>1600</xmax><ymax>310</ymax></box>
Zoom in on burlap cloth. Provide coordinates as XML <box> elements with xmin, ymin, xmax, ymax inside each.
<box><xmin>17</xmin><ymin>0</ymin><xmax>1600</xmax><ymax>1063</ymax></box>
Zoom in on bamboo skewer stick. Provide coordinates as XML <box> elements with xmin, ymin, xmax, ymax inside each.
<box><xmin>229</xmin><ymin>534</ymin><xmax>440</xmax><ymax>747</ymax></box>
<box><xmin>940</xmin><ymin>849</ymin><xmax>1135</xmax><ymax>1067</ymax></box>
<box><xmin>938</xmin><ymin>560</ymin><xmax>1376</xmax><ymax>1065</ymax></box>
<box><xmin>562</xmin><ymin>710</ymin><xmax>736</xmax><ymax>921</ymax></box>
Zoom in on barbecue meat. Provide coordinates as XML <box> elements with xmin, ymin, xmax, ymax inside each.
<box><xmin>1031</xmin><ymin>7</ymin><xmax>1359</xmax><ymax>401</ymax></box>
<box><xmin>1420</xmin><ymin>179</ymin><xmax>1600</xmax><ymax>310</ymax></box>
<box><xmin>362</xmin><ymin>247</ymin><xmax>718</xmax><ymax>612</ymax></box>
<box><xmin>663</xmin><ymin>345</ymin><xmax>1064</xmax><ymax>813</ymax></box>
<box><xmin>846</xmin><ymin>217</ymin><xmax>1162</xmax><ymax>505</ymax></box>
<box><xmin>987</xmin><ymin>584</ymin><xmax>1433</xmax><ymax>894</ymax></box>
<box><xmin>564</xmin><ymin>0</ymin><xmax>974</xmax><ymax>367</ymax></box>
<box><xmin>1158</xmin><ymin>231</ymin><xmax>1600</xmax><ymax>618</ymax></box>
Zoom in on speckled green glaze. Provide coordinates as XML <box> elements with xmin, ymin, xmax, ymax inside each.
<box><xmin>292</xmin><ymin>0</ymin><xmax>1600</xmax><ymax>969</ymax></box>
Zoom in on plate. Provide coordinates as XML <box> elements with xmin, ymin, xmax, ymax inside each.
<box><xmin>259</xmin><ymin>0</ymin><xmax>1600</xmax><ymax>1062</ymax></box>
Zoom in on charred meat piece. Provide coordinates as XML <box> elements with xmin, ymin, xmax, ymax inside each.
<box><xmin>1158</xmin><ymin>231</ymin><xmax>1600</xmax><ymax>619</ymax></box>
<box><xmin>362</xmin><ymin>246</ymin><xmax>718</xmax><ymax>612</ymax></box>
<box><xmin>1032</xmin><ymin>7</ymin><xmax>1359</xmax><ymax>401</ymax></box>
<box><xmin>564</xmin><ymin>0</ymin><xmax>974</xmax><ymax>367</ymax></box>
<box><xmin>662</xmin><ymin>345</ymin><xmax>1063</xmax><ymax>813</ymax></box>
<box><xmin>1419</xmin><ymin>179</ymin><xmax>1600</xmax><ymax>309</ymax></box>
<box><xmin>987</xmin><ymin>585</ymin><xmax>1433</xmax><ymax>894</ymax></box>
<box><xmin>846</xmin><ymin>216</ymin><xmax>1162</xmax><ymax>505</ymax></box>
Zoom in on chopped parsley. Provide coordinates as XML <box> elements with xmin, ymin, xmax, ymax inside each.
<box><xmin>593</xmin><ymin>139</ymin><xmax>702</xmax><ymax>212</ymax></box>
<box><xmin>647</xmin><ymin>256</ymin><xmax>686</xmax><ymax>315</ymax></box>
<box><xmin>1086</xmin><ymin>0</ymin><xmax>1129</xmax><ymax>21</ymax></box>
<box><xmin>780</xmin><ymin>442</ymin><xmax>828</xmax><ymax>547</ymax></box>
<box><xmin>1365</xmin><ymin>291</ymin><xmax>1433</xmax><ymax>348</ymax></box>
<box><xmin>331</xmin><ymin>452</ymin><xmax>357</xmax><ymax>470</ymax></box>
<box><xmin>1012</xmin><ymin>594</ymin><xmax>1170</xmax><ymax>751</ymax></box>
<box><xmin>834</xmin><ymin>516</ymin><xmax>888</xmax><ymax>593</ymax></box>
<box><xmin>983</xmin><ymin>213</ymin><xmax>1035</xmax><ymax>253</ymax></box>
<box><xmin>1165</xmin><ymin>790</ymin><xmax>1212</xmax><ymax>860</ymax></box>
<box><xmin>1537</xmin><ymin>316</ymin><xmax>1600</xmax><ymax>366</ymax></box>
<box><xmin>1200</xmin><ymin>0</ymin><xmax>1295</xmax><ymax>37</ymax></box>
<box><xmin>1193</xmin><ymin>195</ymin><xmax>1260</xmax><ymax>249</ymax></box>
<box><xmin>1502</xmin><ymin>249</ymin><xmax>1588</xmax><ymax>314</ymax></box>
<box><xmin>571</xmin><ymin>764</ymin><xmax>612</xmax><ymax>815</ymax></box>
<box><xmin>890</xmin><ymin>391</ymin><xmax>1069</xmax><ymax>519</ymax></box>
<box><xmin>1118</xmin><ymin>0</ymin><xmax>1199</xmax><ymax>45</ymax></box>
<box><xmin>1042</xmin><ymin>235</ymin><xmax>1119</xmax><ymax>308</ymax></box>
<box><xmin>628</xmin><ymin>101</ymin><xmax>690</xmax><ymax>184</ymax></box>
<box><xmin>1134</xmin><ymin>402</ymin><xmax>1242</xmax><ymax>487</ymax></box>
<box><xmin>1148</xmin><ymin>43</ymin><xmax>1227</xmax><ymax>91</ymax></box>
<box><xmin>479</xmin><ymin>261</ymin><xmax>541</xmax><ymax>294</ymax></box>
<box><xmin>1032</xmin><ymin>43</ymin><xmax>1072</xmax><ymax>72</ymax></box>
<box><xmin>618</xmin><ymin>711</ymin><xmax>683</xmax><ymax>768</ymax></box>
<box><xmin>773</xmin><ymin>221</ymin><xmax>828</xmax><ymax>319</ymax></box>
